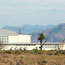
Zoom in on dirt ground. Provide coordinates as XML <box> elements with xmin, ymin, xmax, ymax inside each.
<box><xmin>0</xmin><ymin>51</ymin><xmax>65</xmax><ymax>65</ymax></box>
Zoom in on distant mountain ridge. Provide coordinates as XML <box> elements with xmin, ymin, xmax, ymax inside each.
<box><xmin>2</xmin><ymin>24</ymin><xmax>55</xmax><ymax>34</ymax></box>
<box><xmin>31</xmin><ymin>23</ymin><xmax>65</xmax><ymax>42</ymax></box>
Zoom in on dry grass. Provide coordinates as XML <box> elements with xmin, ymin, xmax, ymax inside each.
<box><xmin>0</xmin><ymin>50</ymin><xmax>65</xmax><ymax>65</ymax></box>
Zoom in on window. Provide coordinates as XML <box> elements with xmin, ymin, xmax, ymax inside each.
<box><xmin>0</xmin><ymin>36</ymin><xmax>8</xmax><ymax>43</ymax></box>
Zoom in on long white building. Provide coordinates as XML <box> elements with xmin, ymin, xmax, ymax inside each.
<box><xmin>0</xmin><ymin>29</ymin><xmax>65</xmax><ymax>50</ymax></box>
<box><xmin>0</xmin><ymin>30</ymin><xmax>31</xmax><ymax>43</ymax></box>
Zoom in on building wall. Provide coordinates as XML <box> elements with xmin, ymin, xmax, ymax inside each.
<box><xmin>60</xmin><ymin>44</ymin><xmax>65</xmax><ymax>50</ymax></box>
<box><xmin>18</xmin><ymin>35</ymin><xmax>31</xmax><ymax>43</ymax></box>
<box><xmin>8</xmin><ymin>36</ymin><xmax>19</xmax><ymax>43</ymax></box>
<box><xmin>2</xmin><ymin>43</ymin><xmax>65</xmax><ymax>50</ymax></box>
<box><xmin>2</xmin><ymin>44</ymin><xmax>36</xmax><ymax>50</ymax></box>
<box><xmin>8</xmin><ymin>35</ymin><xmax>31</xmax><ymax>43</ymax></box>
<box><xmin>35</xmin><ymin>44</ymin><xmax>59</xmax><ymax>50</ymax></box>
<box><xmin>0</xmin><ymin>36</ymin><xmax>8</xmax><ymax>43</ymax></box>
<box><xmin>0</xmin><ymin>34</ymin><xmax>31</xmax><ymax>44</ymax></box>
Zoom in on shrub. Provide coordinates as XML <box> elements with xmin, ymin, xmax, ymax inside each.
<box><xmin>14</xmin><ymin>50</ymin><xmax>22</xmax><ymax>54</ymax></box>
<box><xmin>30</xmin><ymin>48</ymin><xmax>39</xmax><ymax>54</ymax></box>
<box><xmin>37</xmin><ymin>60</ymin><xmax>47</xmax><ymax>65</ymax></box>
<box><xmin>5</xmin><ymin>50</ymin><xmax>12</xmax><ymax>54</ymax></box>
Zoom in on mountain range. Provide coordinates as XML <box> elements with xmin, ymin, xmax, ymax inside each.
<box><xmin>2</xmin><ymin>23</ymin><xmax>65</xmax><ymax>42</ymax></box>
<box><xmin>2</xmin><ymin>24</ymin><xmax>55</xmax><ymax>34</ymax></box>
<box><xmin>31</xmin><ymin>23</ymin><xmax>65</xmax><ymax>42</ymax></box>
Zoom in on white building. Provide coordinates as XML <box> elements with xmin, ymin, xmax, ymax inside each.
<box><xmin>0</xmin><ymin>30</ymin><xmax>31</xmax><ymax>43</ymax></box>
<box><xmin>0</xmin><ymin>29</ymin><xmax>65</xmax><ymax>50</ymax></box>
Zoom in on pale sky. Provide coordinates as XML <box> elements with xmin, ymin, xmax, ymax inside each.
<box><xmin>0</xmin><ymin>0</ymin><xmax>65</xmax><ymax>27</ymax></box>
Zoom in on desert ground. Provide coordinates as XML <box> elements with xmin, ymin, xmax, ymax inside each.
<box><xmin>0</xmin><ymin>50</ymin><xmax>65</xmax><ymax>65</ymax></box>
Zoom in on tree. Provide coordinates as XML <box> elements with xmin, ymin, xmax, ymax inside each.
<box><xmin>38</xmin><ymin>33</ymin><xmax>45</xmax><ymax>50</ymax></box>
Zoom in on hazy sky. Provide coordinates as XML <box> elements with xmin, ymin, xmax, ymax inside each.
<box><xmin>0</xmin><ymin>0</ymin><xmax>65</xmax><ymax>27</ymax></box>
